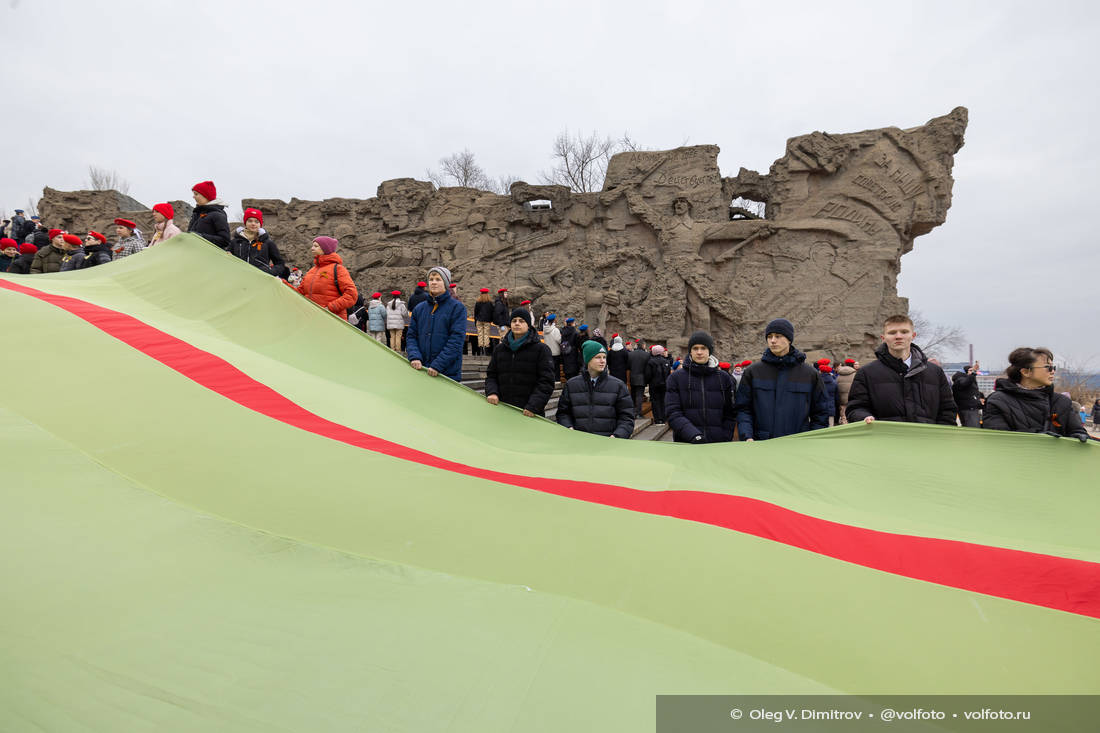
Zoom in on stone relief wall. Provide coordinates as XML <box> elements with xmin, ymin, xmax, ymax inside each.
<box><xmin>37</xmin><ymin>108</ymin><xmax>967</xmax><ymax>361</ymax></box>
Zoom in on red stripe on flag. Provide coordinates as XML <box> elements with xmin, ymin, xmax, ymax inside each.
<box><xmin>4</xmin><ymin>278</ymin><xmax>1099</xmax><ymax>618</ymax></box>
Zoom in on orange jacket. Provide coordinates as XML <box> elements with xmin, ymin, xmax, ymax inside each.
<box><xmin>297</xmin><ymin>252</ymin><xmax>358</xmax><ymax>320</ymax></box>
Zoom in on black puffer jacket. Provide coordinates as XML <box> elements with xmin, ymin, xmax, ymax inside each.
<box><xmin>951</xmin><ymin>370</ymin><xmax>984</xmax><ymax>411</ymax></box>
<box><xmin>80</xmin><ymin>243</ymin><xmax>114</xmax><ymax>268</ymax></box>
<box><xmin>473</xmin><ymin>299</ymin><xmax>495</xmax><ymax>323</ymax></box>
<box><xmin>188</xmin><ymin>203</ymin><xmax>231</xmax><ymax>249</ymax></box>
<box><xmin>846</xmin><ymin>343</ymin><xmax>957</xmax><ymax>424</ymax></box>
<box><xmin>228</xmin><ymin>229</ymin><xmax>288</xmax><ymax>277</ymax></box>
<box><xmin>491</xmin><ymin>295</ymin><xmax>510</xmax><ymax>327</ymax></box>
<box><xmin>556</xmin><ymin>370</ymin><xmax>634</xmax><ymax>438</ymax></box>
<box><xmin>559</xmin><ymin>325</ymin><xmax>582</xmax><ymax>375</ymax></box>
<box><xmin>645</xmin><ymin>354</ymin><xmax>671</xmax><ymax>390</ymax></box>
<box><xmin>5</xmin><ymin>251</ymin><xmax>34</xmax><ymax>274</ymax></box>
<box><xmin>484</xmin><ymin>331</ymin><xmax>557</xmax><ymax>415</ymax></box>
<box><xmin>666</xmin><ymin>358</ymin><xmax>737</xmax><ymax>443</ymax></box>
<box><xmin>983</xmin><ymin>379</ymin><xmax>1088</xmax><ymax>439</ymax></box>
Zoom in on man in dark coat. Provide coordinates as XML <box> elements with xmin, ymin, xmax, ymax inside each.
<box><xmin>644</xmin><ymin>346</ymin><xmax>672</xmax><ymax>424</ymax></box>
<box><xmin>559</xmin><ymin>317</ymin><xmax>582</xmax><ymax>379</ymax></box>
<box><xmin>484</xmin><ymin>308</ymin><xmax>557</xmax><ymax>417</ymax></box>
<box><xmin>627</xmin><ymin>339</ymin><xmax>652</xmax><ymax>418</ymax></box>
<box><xmin>556</xmin><ymin>340</ymin><xmax>634</xmax><ymax>438</ymax></box>
<box><xmin>735</xmin><ymin>319</ymin><xmax>830</xmax><ymax>441</ymax></box>
<box><xmin>187</xmin><ymin>180</ymin><xmax>231</xmax><ymax>249</ymax></box>
<box><xmin>846</xmin><ymin>315</ymin><xmax>957</xmax><ymax>425</ymax></box>
<box><xmin>952</xmin><ymin>362</ymin><xmax>984</xmax><ymax>428</ymax></box>
<box><xmin>666</xmin><ymin>331</ymin><xmax>737</xmax><ymax>443</ymax></box>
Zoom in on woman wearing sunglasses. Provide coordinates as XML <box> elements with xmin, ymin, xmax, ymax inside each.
<box><xmin>982</xmin><ymin>347</ymin><xmax>1089</xmax><ymax>441</ymax></box>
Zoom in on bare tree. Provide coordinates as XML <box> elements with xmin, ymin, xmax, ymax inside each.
<box><xmin>427</xmin><ymin>149</ymin><xmax>492</xmax><ymax>190</ymax></box>
<box><xmin>492</xmin><ymin>174</ymin><xmax>522</xmax><ymax>196</ymax></box>
<box><xmin>24</xmin><ymin>198</ymin><xmax>38</xmax><ymax>217</ymax></box>
<box><xmin>539</xmin><ymin>129</ymin><xmax>619</xmax><ymax>193</ymax></box>
<box><xmin>909</xmin><ymin>309</ymin><xmax>967</xmax><ymax>359</ymax></box>
<box><xmin>1053</xmin><ymin>354</ymin><xmax>1099</xmax><ymax>407</ymax></box>
<box><xmin>86</xmin><ymin>165</ymin><xmax>131</xmax><ymax>194</ymax></box>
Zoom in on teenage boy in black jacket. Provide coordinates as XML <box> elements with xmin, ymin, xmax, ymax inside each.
<box><xmin>846</xmin><ymin>315</ymin><xmax>957</xmax><ymax>425</ymax></box>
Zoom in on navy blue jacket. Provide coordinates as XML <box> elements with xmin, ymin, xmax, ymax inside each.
<box><xmin>665</xmin><ymin>359</ymin><xmax>737</xmax><ymax>443</ymax></box>
<box><xmin>734</xmin><ymin>348</ymin><xmax>829</xmax><ymax>440</ymax></box>
<box><xmin>820</xmin><ymin>370</ymin><xmax>839</xmax><ymax>421</ymax></box>
<box><xmin>408</xmin><ymin>286</ymin><xmax>429</xmax><ymax>315</ymax></box>
<box><xmin>406</xmin><ymin>290</ymin><xmax>468</xmax><ymax>381</ymax></box>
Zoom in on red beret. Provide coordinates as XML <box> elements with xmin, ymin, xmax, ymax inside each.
<box><xmin>243</xmin><ymin>207</ymin><xmax>263</xmax><ymax>225</ymax></box>
<box><xmin>390</xmin><ymin>290</ymin><xmax>401</xmax><ymax>296</ymax></box>
<box><xmin>815</xmin><ymin>358</ymin><xmax>830</xmax><ymax>364</ymax></box>
<box><xmin>192</xmin><ymin>180</ymin><xmax>216</xmax><ymax>201</ymax></box>
<box><xmin>113</xmin><ymin>218</ymin><xmax>136</xmax><ymax>230</ymax></box>
<box><xmin>520</xmin><ymin>299</ymin><xmax>531</xmax><ymax>305</ymax></box>
<box><xmin>87</xmin><ymin>230</ymin><xmax>107</xmax><ymax>243</ymax></box>
<box><xmin>718</xmin><ymin>362</ymin><xmax>731</xmax><ymax>369</ymax></box>
<box><xmin>820</xmin><ymin>365</ymin><xmax>833</xmax><ymax>373</ymax></box>
<box><xmin>372</xmin><ymin>292</ymin><xmax>381</xmax><ymax>299</ymax></box>
<box><xmin>152</xmin><ymin>203</ymin><xmax>175</xmax><ymax>220</ymax></box>
<box><xmin>497</xmin><ymin>288</ymin><xmax>508</xmax><ymax>293</ymax></box>
<box><xmin>19</xmin><ymin>242</ymin><xmax>38</xmax><ymax>255</ymax></box>
<box><xmin>479</xmin><ymin>287</ymin><xmax>489</xmax><ymax>293</ymax></box>
<box><xmin>48</xmin><ymin>228</ymin><xmax>63</xmax><ymax>239</ymax></box>
<box><xmin>417</xmin><ymin>281</ymin><xmax>427</xmax><ymax>287</ymax></box>
<box><xmin>449</xmin><ymin>283</ymin><xmax>457</xmax><ymax>288</ymax></box>
<box><xmin>739</xmin><ymin>360</ymin><xmax>752</xmax><ymax>367</ymax></box>
<box><xmin>0</xmin><ymin>237</ymin><xmax>17</xmax><ymax>249</ymax></box>
<box><xmin>62</xmin><ymin>233</ymin><xmax>83</xmax><ymax>246</ymax></box>
<box><xmin>845</xmin><ymin>358</ymin><xmax>856</xmax><ymax>365</ymax></box>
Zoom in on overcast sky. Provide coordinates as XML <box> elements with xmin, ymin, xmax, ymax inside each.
<box><xmin>4</xmin><ymin>0</ymin><xmax>1097</xmax><ymax>367</ymax></box>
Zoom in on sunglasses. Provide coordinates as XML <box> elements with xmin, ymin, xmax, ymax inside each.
<box><xmin>1027</xmin><ymin>364</ymin><xmax>1057</xmax><ymax>372</ymax></box>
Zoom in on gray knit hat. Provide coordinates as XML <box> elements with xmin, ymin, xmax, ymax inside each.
<box><xmin>427</xmin><ymin>266</ymin><xmax>452</xmax><ymax>289</ymax></box>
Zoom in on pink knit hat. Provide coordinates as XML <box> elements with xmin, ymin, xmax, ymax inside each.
<box><xmin>313</xmin><ymin>236</ymin><xmax>338</xmax><ymax>255</ymax></box>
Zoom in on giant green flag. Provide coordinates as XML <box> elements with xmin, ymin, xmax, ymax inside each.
<box><xmin>2</xmin><ymin>235</ymin><xmax>1098</xmax><ymax>731</ymax></box>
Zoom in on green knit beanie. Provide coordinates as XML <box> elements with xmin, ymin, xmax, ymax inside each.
<box><xmin>582</xmin><ymin>339</ymin><xmax>607</xmax><ymax>365</ymax></box>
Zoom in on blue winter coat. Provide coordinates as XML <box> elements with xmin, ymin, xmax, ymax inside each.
<box><xmin>665</xmin><ymin>359</ymin><xmax>737</xmax><ymax>443</ymax></box>
<box><xmin>734</xmin><ymin>348</ymin><xmax>830</xmax><ymax>440</ymax></box>
<box><xmin>406</xmin><ymin>290</ymin><xmax>468</xmax><ymax>381</ymax></box>
<box><xmin>367</xmin><ymin>300</ymin><xmax>387</xmax><ymax>332</ymax></box>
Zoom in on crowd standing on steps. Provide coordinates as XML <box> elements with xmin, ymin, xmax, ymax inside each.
<box><xmin>3</xmin><ymin>180</ymin><xmax>1096</xmax><ymax>444</ymax></box>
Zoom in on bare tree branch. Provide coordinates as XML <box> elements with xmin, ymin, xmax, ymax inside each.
<box><xmin>427</xmin><ymin>149</ymin><xmax>492</xmax><ymax>190</ymax></box>
<box><xmin>909</xmin><ymin>309</ymin><xmax>967</xmax><ymax>359</ymax></box>
<box><xmin>86</xmin><ymin>165</ymin><xmax>131</xmax><ymax>194</ymax></box>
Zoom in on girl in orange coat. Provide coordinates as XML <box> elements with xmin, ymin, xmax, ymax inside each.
<box><xmin>295</xmin><ymin>236</ymin><xmax>358</xmax><ymax>320</ymax></box>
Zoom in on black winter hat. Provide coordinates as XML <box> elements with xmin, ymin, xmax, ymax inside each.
<box><xmin>687</xmin><ymin>330</ymin><xmax>714</xmax><ymax>354</ymax></box>
<box><xmin>765</xmin><ymin>318</ymin><xmax>795</xmax><ymax>343</ymax></box>
<box><xmin>509</xmin><ymin>307</ymin><xmax>532</xmax><ymax>324</ymax></box>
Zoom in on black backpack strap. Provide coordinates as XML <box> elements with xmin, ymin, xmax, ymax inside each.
<box><xmin>332</xmin><ymin>263</ymin><xmax>342</xmax><ymax>295</ymax></box>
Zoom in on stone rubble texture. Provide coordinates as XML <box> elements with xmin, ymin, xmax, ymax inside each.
<box><xmin>37</xmin><ymin>108</ymin><xmax>967</xmax><ymax>361</ymax></box>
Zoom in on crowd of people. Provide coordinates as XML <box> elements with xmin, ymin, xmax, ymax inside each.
<box><xmin>3</xmin><ymin>180</ymin><xmax>1096</xmax><ymax>445</ymax></box>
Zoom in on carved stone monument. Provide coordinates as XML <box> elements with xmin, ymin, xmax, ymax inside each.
<box><xmin>36</xmin><ymin>108</ymin><xmax>967</xmax><ymax>360</ymax></box>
